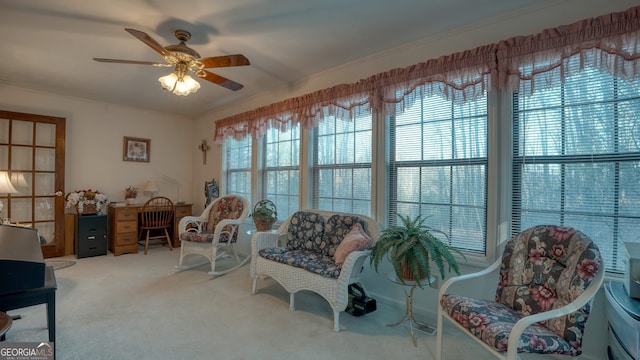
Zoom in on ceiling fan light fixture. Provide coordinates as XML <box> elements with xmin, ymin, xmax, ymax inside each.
<box><xmin>158</xmin><ymin>69</ymin><xmax>200</xmax><ymax>96</ymax></box>
<box><xmin>173</xmin><ymin>74</ymin><xmax>200</xmax><ymax>96</ymax></box>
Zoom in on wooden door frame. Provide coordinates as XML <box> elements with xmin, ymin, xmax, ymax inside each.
<box><xmin>0</xmin><ymin>110</ymin><xmax>66</xmax><ymax>258</ymax></box>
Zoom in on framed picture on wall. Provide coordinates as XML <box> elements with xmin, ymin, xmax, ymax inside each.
<box><xmin>123</xmin><ymin>136</ymin><xmax>150</xmax><ymax>162</ymax></box>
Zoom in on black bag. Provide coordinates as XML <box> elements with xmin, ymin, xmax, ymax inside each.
<box><xmin>345</xmin><ymin>283</ymin><xmax>376</xmax><ymax>316</ymax></box>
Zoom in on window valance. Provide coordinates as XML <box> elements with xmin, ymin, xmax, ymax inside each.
<box><xmin>496</xmin><ymin>5</ymin><xmax>640</xmax><ymax>96</ymax></box>
<box><xmin>215</xmin><ymin>5</ymin><xmax>640</xmax><ymax>144</ymax></box>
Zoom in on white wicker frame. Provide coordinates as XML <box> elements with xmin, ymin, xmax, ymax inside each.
<box><xmin>176</xmin><ymin>195</ymin><xmax>250</xmax><ymax>276</ymax></box>
<box><xmin>435</xmin><ymin>256</ymin><xmax>605</xmax><ymax>360</ymax></box>
<box><xmin>250</xmin><ymin>209</ymin><xmax>380</xmax><ymax>332</ymax></box>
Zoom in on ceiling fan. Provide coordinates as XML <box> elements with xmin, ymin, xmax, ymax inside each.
<box><xmin>94</xmin><ymin>28</ymin><xmax>250</xmax><ymax>95</ymax></box>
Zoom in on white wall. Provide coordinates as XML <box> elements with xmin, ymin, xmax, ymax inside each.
<box><xmin>194</xmin><ymin>0</ymin><xmax>636</xmax><ymax>358</ymax></box>
<box><xmin>0</xmin><ymin>85</ymin><xmax>194</xmax><ymax>205</ymax></box>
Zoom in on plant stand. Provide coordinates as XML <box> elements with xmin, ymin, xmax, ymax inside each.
<box><xmin>386</xmin><ymin>272</ymin><xmax>437</xmax><ymax>347</ymax></box>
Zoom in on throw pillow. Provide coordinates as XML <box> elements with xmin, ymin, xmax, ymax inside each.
<box><xmin>333</xmin><ymin>222</ymin><xmax>373</xmax><ymax>268</ymax></box>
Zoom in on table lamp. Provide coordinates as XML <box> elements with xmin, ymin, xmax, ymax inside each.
<box><xmin>141</xmin><ymin>180</ymin><xmax>159</xmax><ymax>200</ymax></box>
<box><xmin>0</xmin><ymin>171</ymin><xmax>18</xmax><ymax>220</ymax></box>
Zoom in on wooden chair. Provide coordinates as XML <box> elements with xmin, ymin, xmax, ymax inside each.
<box><xmin>138</xmin><ymin>196</ymin><xmax>175</xmax><ymax>255</ymax></box>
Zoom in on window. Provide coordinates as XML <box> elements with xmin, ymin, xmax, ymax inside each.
<box><xmin>389</xmin><ymin>90</ymin><xmax>488</xmax><ymax>254</ymax></box>
<box><xmin>224</xmin><ymin>137</ymin><xmax>252</xmax><ymax>203</ymax></box>
<box><xmin>512</xmin><ymin>67</ymin><xmax>640</xmax><ymax>273</ymax></box>
<box><xmin>312</xmin><ymin>112</ymin><xmax>372</xmax><ymax>215</ymax></box>
<box><xmin>263</xmin><ymin>125</ymin><xmax>300</xmax><ymax>220</ymax></box>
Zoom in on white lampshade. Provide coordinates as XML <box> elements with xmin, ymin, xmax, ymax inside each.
<box><xmin>142</xmin><ymin>180</ymin><xmax>159</xmax><ymax>193</ymax></box>
<box><xmin>10</xmin><ymin>172</ymin><xmax>28</xmax><ymax>188</ymax></box>
<box><xmin>0</xmin><ymin>171</ymin><xmax>17</xmax><ymax>216</ymax></box>
<box><xmin>0</xmin><ymin>171</ymin><xmax>17</xmax><ymax>194</ymax></box>
<box><xmin>158</xmin><ymin>72</ymin><xmax>179</xmax><ymax>91</ymax></box>
<box><xmin>158</xmin><ymin>71</ymin><xmax>200</xmax><ymax>96</ymax></box>
<box><xmin>172</xmin><ymin>74</ymin><xmax>200</xmax><ymax>96</ymax></box>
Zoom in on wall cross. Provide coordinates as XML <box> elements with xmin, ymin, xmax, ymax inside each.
<box><xmin>198</xmin><ymin>139</ymin><xmax>210</xmax><ymax>165</ymax></box>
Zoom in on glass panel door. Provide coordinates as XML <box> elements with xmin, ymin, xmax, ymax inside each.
<box><xmin>0</xmin><ymin>111</ymin><xmax>66</xmax><ymax>258</ymax></box>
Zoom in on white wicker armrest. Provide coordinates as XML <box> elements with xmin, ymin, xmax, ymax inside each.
<box><xmin>338</xmin><ymin>249</ymin><xmax>371</xmax><ymax>282</ymax></box>
<box><xmin>504</xmin><ymin>267</ymin><xmax>604</xmax><ymax>359</ymax></box>
<box><xmin>178</xmin><ymin>215</ymin><xmax>207</xmax><ymax>234</ymax></box>
<box><xmin>438</xmin><ymin>258</ymin><xmax>502</xmax><ymax>301</ymax></box>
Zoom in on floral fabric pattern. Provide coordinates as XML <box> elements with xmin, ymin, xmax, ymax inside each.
<box><xmin>441</xmin><ymin>225</ymin><xmax>601</xmax><ymax>356</ymax></box>
<box><xmin>440</xmin><ymin>294</ymin><xmax>577</xmax><ymax>355</ymax></box>
<box><xmin>286</xmin><ymin>211</ymin><xmax>326</xmax><ymax>251</ymax></box>
<box><xmin>203</xmin><ymin>195</ymin><xmax>245</xmax><ymax>243</ymax></box>
<box><xmin>179</xmin><ymin>231</ymin><xmax>233</xmax><ymax>244</ymax></box>
<box><xmin>259</xmin><ymin>247</ymin><xmax>341</xmax><ymax>279</ymax></box>
<box><xmin>320</xmin><ymin>215</ymin><xmax>363</xmax><ymax>257</ymax></box>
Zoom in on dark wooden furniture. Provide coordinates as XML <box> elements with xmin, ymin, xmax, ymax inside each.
<box><xmin>0</xmin><ymin>266</ymin><xmax>57</xmax><ymax>343</ymax></box>
<box><xmin>0</xmin><ymin>311</ymin><xmax>11</xmax><ymax>340</ymax></box>
<box><xmin>75</xmin><ymin>214</ymin><xmax>108</xmax><ymax>258</ymax></box>
<box><xmin>108</xmin><ymin>203</ymin><xmax>192</xmax><ymax>256</ymax></box>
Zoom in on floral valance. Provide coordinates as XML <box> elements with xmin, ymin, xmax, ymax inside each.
<box><xmin>496</xmin><ymin>5</ymin><xmax>640</xmax><ymax>95</ymax></box>
<box><xmin>215</xmin><ymin>5</ymin><xmax>640</xmax><ymax>143</ymax></box>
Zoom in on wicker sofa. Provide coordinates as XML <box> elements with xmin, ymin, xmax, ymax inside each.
<box><xmin>250</xmin><ymin>210</ymin><xmax>380</xmax><ymax>332</ymax></box>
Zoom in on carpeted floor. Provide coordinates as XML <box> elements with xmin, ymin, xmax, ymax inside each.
<box><xmin>3</xmin><ymin>248</ymin><xmax>522</xmax><ymax>360</ymax></box>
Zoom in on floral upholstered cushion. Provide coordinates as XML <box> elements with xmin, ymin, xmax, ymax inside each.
<box><xmin>202</xmin><ymin>195</ymin><xmax>245</xmax><ymax>242</ymax></box>
<box><xmin>440</xmin><ymin>225</ymin><xmax>601</xmax><ymax>356</ymax></box>
<box><xmin>440</xmin><ymin>294</ymin><xmax>578</xmax><ymax>355</ymax></box>
<box><xmin>320</xmin><ymin>214</ymin><xmax>363</xmax><ymax>257</ymax></box>
<box><xmin>259</xmin><ymin>247</ymin><xmax>341</xmax><ymax>279</ymax></box>
<box><xmin>494</xmin><ymin>225</ymin><xmax>601</xmax><ymax>355</ymax></box>
<box><xmin>286</xmin><ymin>211</ymin><xmax>326</xmax><ymax>251</ymax></box>
<box><xmin>179</xmin><ymin>231</ymin><xmax>234</xmax><ymax>243</ymax></box>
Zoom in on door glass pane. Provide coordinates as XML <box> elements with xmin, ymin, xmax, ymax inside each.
<box><xmin>0</xmin><ymin>146</ymin><xmax>7</xmax><ymax>168</ymax></box>
<box><xmin>36</xmin><ymin>123</ymin><xmax>56</xmax><ymax>147</ymax></box>
<box><xmin>35</xmin><ymin>173</ymin><xmax>55</xmax><ymax>196</ymax></box>
<box><xmin>11</xmin><ymin>147</ymin><xmax>32</xmax><ymax>170</ymax></box>
<box><xmin>10</xmin><ymin>172</ymin><xmax>31</xmax><ymax>195</ymax></box>
<box><xmin>35</xmin><ymin>222</ymin><xmax>54</xmax><ymax>244</ymax></box>
<box><xmin>9</xmin><ymin>198</ymin><xmax>32</xmax><ymax>224</ymax></box>
<box><xmin>12</xmin><ymin>120</ymin><xmax>33</xmax><ymax>145</ymax></box>
<box><xmin>0</xmin><ymin>119</ymin><xmax>8</xmax><ymax>142</ymax></box>
<box><xmin>35</xmin><ymin>198</ymin><xmax>55</xmax><ymax>221</ymax></box>
<box><xmin>35</xmin><ymin>148</ymin><xmax>55</xmax><ymax>171</ymax></box>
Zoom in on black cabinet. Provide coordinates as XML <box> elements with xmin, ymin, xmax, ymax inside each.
<box><xmin>75</xmin><ymin>215</ymin><xmax>108</xmax><ymax>259</ymax></box>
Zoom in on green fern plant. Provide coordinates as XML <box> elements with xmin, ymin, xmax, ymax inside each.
<box><xmin>370</xmin><ymin>214</ymin><xmax>465</xmax><ymax>288</ymax></box>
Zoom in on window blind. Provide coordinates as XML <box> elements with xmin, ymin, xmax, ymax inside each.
<box><xmin>389</xmin><ymin>89</ymin><xmax>488</xmax><ymax>253</ymax></box>
<box><xmin>512</xmin><ymin>66</ymin><xmax>640</xmax><ymax>273</ymax></box>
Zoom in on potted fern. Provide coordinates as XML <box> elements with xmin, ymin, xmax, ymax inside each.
<box><xmin>370</xmin><ymin>214</ymin><xmax>465</xmax><ymax>288</ymax></box>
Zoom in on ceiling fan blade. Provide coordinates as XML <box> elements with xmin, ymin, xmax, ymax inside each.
<box><xmin>125</xmin><ymin>28</ymin><xmax>170</xmax><ymax>57</ymax></box>
<box><xmin>195</xmin><ymin>70</ymin><xmax>244</xmax><ymax>91</ymax></box>
<box><xmin>198</xmin><ymin>54</ymin><xmax>250</xmax><ymax>69</ymax></box>
<box><xmin>93</xmin><ymin>58</ymin><xmax>167</xmax><ymax>66</ymax></box>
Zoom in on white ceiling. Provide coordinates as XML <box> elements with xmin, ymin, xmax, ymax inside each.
<box><xmin>0</xmin><ymin>0</ymin><xmax>545</xmax><ymax>118</ymax></box>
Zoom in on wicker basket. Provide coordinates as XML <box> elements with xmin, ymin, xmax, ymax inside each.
<box><xmin>251</xmin><ymin>200</ymin><xmax>277</xmax><ymax>231</ymax></box>
<box><xmin>253</xmin><ymin>217</ymin><xmax>276</xmax><ymax>231</ymax></box>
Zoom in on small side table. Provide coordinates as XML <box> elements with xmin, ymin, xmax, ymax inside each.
<box><xmin>0</xmin><ymin>311</ymin><xmax>12</xmax><ymax>340</ymax></box>
<box><xmin>387</xmin><ymin>273</ymin><xmax>437</xmax><ymax>347</ymax></box>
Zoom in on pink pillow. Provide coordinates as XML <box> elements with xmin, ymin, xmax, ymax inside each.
<box><xmin>334</xmin><ymin>223</ymin><xmax>373</xmax><ymax>268</ymax></box>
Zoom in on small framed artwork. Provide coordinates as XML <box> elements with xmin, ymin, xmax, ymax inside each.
<box><xmin>123</xmin><ymin>136</ymin><xmax>150</xmax><ymax>162</ymax></box>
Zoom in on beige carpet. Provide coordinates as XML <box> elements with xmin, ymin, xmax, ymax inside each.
<box><xmin>5</xmin><ymin>248</ymin><xmax>502</xmax><ymax>360</ymax></box>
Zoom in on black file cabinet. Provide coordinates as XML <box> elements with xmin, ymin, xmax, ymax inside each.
<box><xmin>75</xmin><ymin>214</ymin><xmax>108</xmax><ymax>259</ymax></box>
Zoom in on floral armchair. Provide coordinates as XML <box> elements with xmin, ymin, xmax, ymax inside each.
<box><xmin>436</xmin><ymin>225</ymin><xmax>604</xmax><ymax>360</ymax></box>
<box><xmin>176</xmin><ymin>194</ymin><xmax>249</xmax><ymax>276</ymax></box>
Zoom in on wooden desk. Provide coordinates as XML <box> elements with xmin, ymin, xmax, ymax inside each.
<box><xmin>107</xmin><ymin>203</ymin><xmax>192</xmax><ymax>256</ymax></box>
